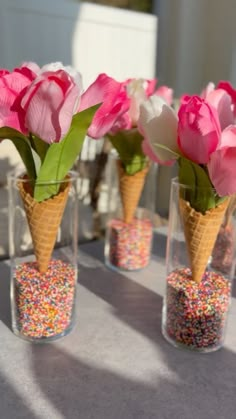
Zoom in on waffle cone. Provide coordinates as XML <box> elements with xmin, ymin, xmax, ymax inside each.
<box><xmin>117</xmin><ymin>161</ymin><xmax>149</xmax><ymax>224</ymax></box>
<box><xmin>18</xmin><ymin>177</ymin><xmax>70</xmax><ymax>273</ymax></box>
<box><xmin>179</xmin><ymin>198</ymin><xmax>229</xmax><ymax>283</ymax></box>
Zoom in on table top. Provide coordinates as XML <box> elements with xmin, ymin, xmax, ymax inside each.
<box><xmin>0</xmin><ymin>232</ymin><xmax>236</xmax><ymax>419</ymax></box>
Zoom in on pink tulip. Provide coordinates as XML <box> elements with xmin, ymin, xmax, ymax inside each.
<box><xmin>200</xmin><ymin>82</ymin><xmax>234</xmax><ymax>130</ymax></box>
<box><xmin>205</xmin><ymin>88</ymin><xmax>234</xmax><ymax>130</ymax></box>
<box><xmin>139</xmin><ymin>95</ymin><xmax>179</xmax><ymax>165</ymax></box>
<box><xmin>208</xmin><ymin>126</ymin><xmax>236</xmax><ymax>196</ymax></box>
<box><xmin>154</xmin><ymin>85</ymin><xmax>173</xmax><ymax>106</ymax></box>
<box><xmin>178</xmin><ymin>96</ymin><xmax>221</xmax><ymax>164</ymax></box>
<box><xmin>179</xmin><ymin>94</ymin><xmax>191</xmax><ymax>106</ymax></box>
<box><xmin>21</xmin><ymin>69</ymin><xmax>80</xmax><ymax>143</ymax></box>
<box><xmin>142</xmin><ymin>78</ymin><xmax>157</xmax><ymax>97</ymax></box>
<box><xmin>80</xmin><ymin>74</ymin><xmax>173</xmax><ymax>139</ymax></box>
<box><xmin>79</xmin><ymin>73</ymin><xmax>131</xmax><ymax>138</ymax></box>
<box><xmin>19</xmin><ymin>62</ymin><xmax>40</xmax><ymax>75</ymax></box>
<box><xmin>40</xmin><ymin>62</ymin><xmax>82</xmax><ymax>89</ymax></box>
<box><xmin>217</xmin><ymin>80</ymin><xmax>236</xmax><ymax>119</ymax></box>
<box><xmin>0</xmin><ymin>64</ymin><xmax>37</xmax><ymax>132</ymax></box>
<box><xmin>0</xmin><ymin>69</ymin><xmax>10</xmax><ymax>77</ymax></box>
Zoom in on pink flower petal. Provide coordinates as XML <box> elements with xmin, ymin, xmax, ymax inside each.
<box><xmin>79</xmin><ymin>74</ymin><xmax>121</xmax><ymax>111</ymax></box>
<box><xmin>0</xmin><ymin>68</ymin><xmax>35</xmax><ymax>132</ymax></box>
<box><xmin>178</xmin><ymin>96</ymin><xmax>221</xmax><ymax>164</ymax></box>
<box><xmin>155</xmin><ymin>85</ymin><xmax>173</xmax><ymax>106</ymax></box>
<box><xmin>206</xmin><ymin>89</ymin><xmax>234</xmax><ymax>130</ymax></box>
<box><xmin>58</xmin><ymin>83</ymin><xmax>80</xmax><ymax>139</ymax></box>
<box><xmin>88</xmin><ymin>91</ymin><xmax>130</xmax><ymax>138</ymax></box>
<box><xmin>23</xmin><ymin>79</ymin><xmax>65</xmax><ymax>142</ymax></box>
<box><xmin>208</xmin><ymin>126</ymin><xmax>236</xmax><ymax>196</ymax></box>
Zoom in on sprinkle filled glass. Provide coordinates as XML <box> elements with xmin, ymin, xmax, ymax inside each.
<box><xmin>162</xmin><ymin>178</ymin><xmax>236</xmax><ymax>352</ymax></box>
<box><xmin>8</xmin><ymin>171</ymin><xmax>79</xmax><ymax>342</ymax></box>
<box><xmin>104</xmin><ymin>150</ymin><xmax>156</xmax><ymax>272</ymax></box>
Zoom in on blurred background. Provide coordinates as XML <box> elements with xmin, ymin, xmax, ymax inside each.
<box><xmin>0</xmin><ymin>0</ymin><xmax>235</xmax><ymax>251</ymax></box>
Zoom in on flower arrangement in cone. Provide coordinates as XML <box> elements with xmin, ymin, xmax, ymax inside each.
<box><xmin>0</xmin><ymin>61</ymin><xmax>105</xmax><ymax>273</ymax></box>
<box><xmin>82</xmin><ymin>73</ymin><xmax>173</xmax><ymax>224</ymax></box>
<box><xmin>80</xmin><ymin>73</ymin><xmax>173</xmax><ymax>271</ymax></box>
<box><xmin>138</xmin><ymin>83</ymin><xmax>236</xmax><ymax>283</ymax></box>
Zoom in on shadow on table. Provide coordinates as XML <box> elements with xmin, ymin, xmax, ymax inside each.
<box><xmin>79</xmin><ymin>265</ymin><xmax>163</xmax><ymax>344</ymax></box>
<box><xmin>79</xmin><ymin>239</ymin><xmax>163</xmax><ymax>344</ymax></box>
<box><xmin>0</xmin><ymin>261</ymin><xmax>11</xmax><ymax>329</ymax></box>
<box><xmin>30</xmin><ymin>341</ymin><xmax>236</xmax><ymax>419</ymax></box>
<box><xmin>27</xmin><ymin>235</ymin><xmax>236</xmax><ymax>419</ymax></box>
<box><xmin>0</xmin><ymin>370</ymin><xmax>38</xmax><ymax>418</ymax></box>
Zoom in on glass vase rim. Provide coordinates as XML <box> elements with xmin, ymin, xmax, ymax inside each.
<box><xmin>7</xmin><ymin>169</ymin><xmax>79</xmax><ymax>186</ymax></box>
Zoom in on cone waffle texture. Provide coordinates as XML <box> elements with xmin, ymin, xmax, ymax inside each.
<box><xmin>179</xmin><ymin>197</ymin><xmax>229</xmax><ymax>283</ymax></box>
<box><xmin>18</xmin><ymin>178</ymin><xmax>70</xmax><ymax>273</ymax></box>
<box><xmin>117</xmin><ymin>161</ymin><xmax>149</xmax><ymax>224</ymax></box>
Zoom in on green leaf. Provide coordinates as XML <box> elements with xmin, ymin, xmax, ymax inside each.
<box><xmin>34</xmin><ymin>104</ymin><xmax>100</xmax><ymax>201</ymax></box>
<box><xmin>152</xmin><ymin>143</ymin><xmax>181</xmax><ymax>159</ymax></box>
<box><xmin>30</xmin><ymin>134</ymin><xmax>49</xmax><ymax>163</ymax></box>
<box><xmin>107</xmin><ymin>129</ymin><xmax>147</xmax><ymax>175</ymax></box>
<box><xmin>178</xmin><ymin>157</ymin><xmax>217</xmax><ymax>213</ymax></box>
<box><xmin>0</xmin><ymin>127</ymin><xmax>36</xmax><ymax>179</ymax></box>
<box><xmin>178</xmin><ymin>157</ymin><xmax>196</xmax><ymax>205</ymax></box>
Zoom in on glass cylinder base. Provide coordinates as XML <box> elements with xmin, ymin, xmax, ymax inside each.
<box><xmin>162</xmin><ymin>179</ymin><xmax>235</xmax><ymax>353</ymax></box>
<box><xmin>106</xmin><ymin>215</ymin><xmax>153</xmax><ymax>271</ymax></box>
<box><xmin>162</xmin><ymin>267</ymin><xmax>231</xmax><ymax>352</ymax></box>
<box><xmin>12</xmin><ymin>259</ymin><xmax>77</xmax><ymax>343</ymax></box>
<box><xmin>8</xmin><ymin>171</ymin><xmax>78</xmax><ymax>343</ymax></box>
<box><xmin>104</xmin><ymin>150</ymin><xmax>156</xmax><ymax>272</ymax></box>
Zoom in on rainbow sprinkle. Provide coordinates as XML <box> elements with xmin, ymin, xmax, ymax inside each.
<box><xmin>13</xmin><ymin>259</ymin><xmax>76</xmax><ymax>340</ymax></box>
<box><xmin>163</xmin><ymin>267</ymin><xmax>231</xmax><ymax>351</ymax></box>
<box><xmin>108</xmin><ymin>218</ymin><xmax>152</xmax><ymax>270</ymax></box>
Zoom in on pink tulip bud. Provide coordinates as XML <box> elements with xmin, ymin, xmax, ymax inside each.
<box><xmin>178</xmin><ymin>96</ymin><xmax>221</xmax><ymax>164</ymax></box>
<box><xmin>154</xmin><ymin>85</ymin><xmax>173</xmax><ymax>106</ymax></box>
<box><xmin>21</xmin><ymin>69</ymin><xmax>80</xmax><ymax>143</ymax></box>
<box><xmin>0</xmin><ymin>64</ymin><xmax>38</xmax><ymax>133</ymax></box>
<box><xmin>79</xmin><ymin>74</ymin><xmax>131</xmax><ymax>138</ymax></box>
<box><xmin>208</xmin><ymin>125</ymin><xmax>236</xmax><ymax>196</ymax></box>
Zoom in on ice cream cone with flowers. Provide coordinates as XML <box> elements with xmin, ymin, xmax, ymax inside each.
<box><xmin>83</xmin><ymin>74</ymin><xmax>173</xmax><ymax>224</ymax></box>
<box><xmin>138</xmin><ymin>85</ymin><xmax>236</xmax><ymax>283</ymax></box>
<box><xmin>80</xmin><ymin>74</ymin><xmax>173</xmax><ymax>270</ymax></box>
<box><xmin>0</xmin><ymin>61</ymin><xmax>105</xmax><ymax>272</ymax></box>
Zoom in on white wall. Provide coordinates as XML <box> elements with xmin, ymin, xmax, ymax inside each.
<box><xmin>0</xmin><ymin>0</ymin><xmax>157</xmax><ymax>88</ymax></box>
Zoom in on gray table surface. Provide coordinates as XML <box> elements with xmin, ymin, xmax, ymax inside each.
<box><xmin>0</xmin><ymin>232</ymin><xmax>236</xmax><ymax>419</ymax></box>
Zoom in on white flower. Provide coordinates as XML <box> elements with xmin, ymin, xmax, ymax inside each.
<box><xmin>126</xmin><ymin>79</ymin><xmax>147</xmax><ymax>125</ymax></box>
<box><xmin>138</xmin><ymin>96</ymin><xmax>179</xmax><ymax>164</ymax></box>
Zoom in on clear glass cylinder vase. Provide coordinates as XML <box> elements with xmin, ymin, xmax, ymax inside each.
<box><xmin>162</xmin><ymin>178</ymin><xmax>236</xmax><ymax>352</ymax></box>
<box><xmin>8</xmin><ymin>171</ymin><xmax>79</xmax><ymax>343</ymax></box>
<box><xmin>104</xmin><ymin>150</ymin><xmax>156</xmax><ymax>272</ymax></box>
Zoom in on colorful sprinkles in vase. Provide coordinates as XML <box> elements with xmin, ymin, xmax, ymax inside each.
<box><xmin>13</xmin><ymin>260</ymin><xmax>76</xmax><ymax>340</ymax></box>
<box><xmin>108</xmin><ymin>218</ymin><xmax>152</xmax><ymax>270</ymax></box>
<box><xmin>164</xmin><ymin>267</ymin><xmax>231</xmax><ymax>351</ymax></box>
